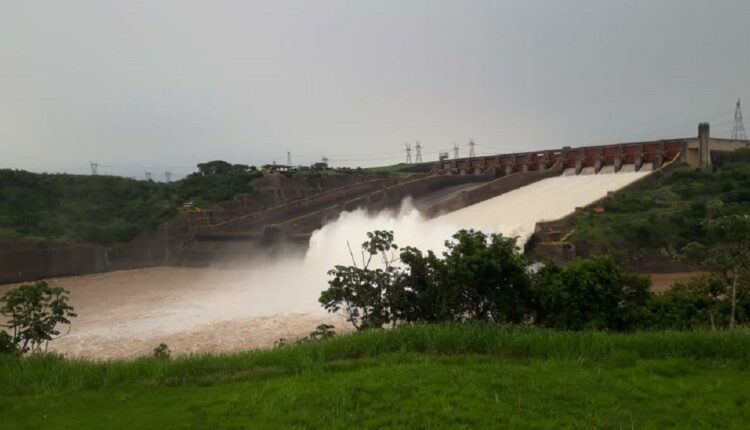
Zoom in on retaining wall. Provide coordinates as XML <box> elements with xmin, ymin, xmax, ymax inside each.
<box><xmin>276</xmin><ymin>173</ymin><xmax>494</xmax><ymax>235</ymax></box>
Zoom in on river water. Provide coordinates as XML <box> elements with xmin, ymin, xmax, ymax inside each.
<box><xmin>1</xmin><ymin>171</ymin><xmax>648</xmax><ymax>359</ymax></box>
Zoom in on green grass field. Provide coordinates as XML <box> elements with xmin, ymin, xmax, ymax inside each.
<box><xmin>2</xmin><ymin>324</ymin><xmax>749</xmax><ymax>429</ymax></box>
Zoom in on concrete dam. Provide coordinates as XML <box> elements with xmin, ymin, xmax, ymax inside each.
<box><xmin>1</xmin><ymin>122</ymin><xmax>746</xmax><ymax>284</ymax></box>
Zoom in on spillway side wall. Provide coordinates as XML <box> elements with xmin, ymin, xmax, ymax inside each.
<box><xmin>276</xmin><ymin>173</ymin><xmax>495</xmax><ymax>235</ymax></box>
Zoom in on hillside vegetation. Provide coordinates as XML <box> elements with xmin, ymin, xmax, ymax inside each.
<box><xmin>1</xmin><ymin>324</ymin><xmax>749</xmax><ymax>429</ymax></box>
<box><xmin>567</xmin><ymin>156</ymin><xmax>750</xmax><ymax>267</ymax></box>
<box><xmin>0</xmin><ymin>161</ymin><xmax>261</xmax><ymax>246</ymax></box>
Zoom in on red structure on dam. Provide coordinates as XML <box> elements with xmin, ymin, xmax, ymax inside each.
<box><xmin>435</xmin><ymin>123</ymin><xmax>744</xmax><ymax>176</ymax></box>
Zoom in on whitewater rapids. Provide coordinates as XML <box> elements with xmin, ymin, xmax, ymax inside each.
<box><xmin>0</xmin><ymin>171</ymin><xmax>648</xmax><ymax>358</ymax></box>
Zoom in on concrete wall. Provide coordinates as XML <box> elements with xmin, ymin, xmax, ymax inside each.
<box><xmin>275</xmin><ymin>173</ymin><xmax>494</xmax><ymax>236</ymax></box>
<box><xmin>202</xmin><ymin>174</ymin><xmax>394</xmax><ymax>225</ymax></box>
<box><xmin>205</xmin><ymin>178</ymin><xmax>399</xmax><ymax>233</ymax></box>
<box><xmin>0</xmin><ymin>239</ymin><xmax>108</xmax><ymax>284</ymax></box>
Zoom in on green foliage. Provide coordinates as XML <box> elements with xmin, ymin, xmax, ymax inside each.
<box><xmin>176</xmin><ymin>167</ymin><xmax>261</xmax><ymax>209</ymax></box>
<box><xmin>152</xmin><ymin>343</ymin><xmax>171</xmax><ymax>360</ymax></box>
<box><xmin>532</xmin><ymin>256</ymin><xmax>652</xmax><ymax>330</ymax></box>
<box><xmin>682</xmin><ymin>214</ymin><xmax>750</xmax><ymax>329</ymax></box>
<box><xmin>0</xmin><ymin>169</ymin><xmax>178</xmax><ymax>245</ymax></box>
<box><xmin>361</xmin><ymin>162</ymin><xmax>434</xmax><ymax>176</ymax></box>
<box><xmin>195</xmin><ymin>160</ymin><xmax>253</xmax><ymax>176</ymax></box>
<box><xmin>648</xmin><ymin>276</ymin><xmax>729</xmax><ymax>329</ymax></box>
<box><xmin>0</xmin><ymin>281</ymin><xmax>77</xmax><ymax>354</ymax></box>
<box><xmin>440</xmin><ymin>230</ymin><xmax>531</xmax><ymax>322</ymax></box>
<box><xmin>295</xmin><ymin>324</ymin><xmax>336</xmax><ymax>344</ymax></box>
<box><xmin>321</xmin><ymin>230</ymin><xmax>533</xmax><ymax>330</ymax></box>
<box><xmin>0</xmin><ymin>331</ymin><xmax>19</xmax><ymax>355</ymax></box>
<box><xmin>0</xmin><ymin>161</ymin><xmax>262</xmax><ymax>246</ymax></box>
<box><xmin>320</xmin><ymin>231</ymin><xmax>400</xmax><ymax>330</ymax></box>
<box><xmin>569</xmin><ymin>162</ymin><xmax>750</xmax><ymax>266</ymax></box>
<box><xmin>322</xmin><ymin>228</ymin><xmax>750</xmax><ymax>332</ymax></box>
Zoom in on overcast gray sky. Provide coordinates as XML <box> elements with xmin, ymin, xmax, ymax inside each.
<box><xmin>1</xmin><ymin>0</ymin><xmax>748</xmax><ymax>179</ymax></box>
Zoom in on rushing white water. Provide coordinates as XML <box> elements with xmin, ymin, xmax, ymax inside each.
<box><xmin>308</xmin><ymin>170</ymin><xmax>648</xmax><ymax>257</ymax></box>
<box><xmin>6</xmin><ymin>170</ymin><xmax>648</xmax><ymax>358</ymax></box>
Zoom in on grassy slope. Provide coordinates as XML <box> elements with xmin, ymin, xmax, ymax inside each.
<box><xmin>567</xmin><ymin>162</ymin><xmax>750</xmax><ymax>265</ymax></box>
<box><xmin>2</xmin><ymin>324</ymin><xmax>749</xmax><ymax>429</ymax></box>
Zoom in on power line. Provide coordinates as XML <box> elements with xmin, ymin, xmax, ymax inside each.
<box><xmin>732</xmin><ymin>98</ymin><xmax>747</xmax><ymax>140</ymax></box>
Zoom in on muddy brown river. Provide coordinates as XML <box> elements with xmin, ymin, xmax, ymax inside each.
<box><xmin>0</xmin><ymin>266</ymin><xmax>344</xmax><ymax>359</ymax></box>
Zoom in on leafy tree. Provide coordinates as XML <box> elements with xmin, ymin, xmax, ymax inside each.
<box><xmin>684</xmin><ymin>214</ymin><xmax>750</xmax><ymax>329</ymax></box>
<box><xmin>648</xmin><ymin>276</ymin><xmax>727</xmax><ymax>330</ymax></box>
<box><xmin>321</xmin><ymin>229</ymin><xmax>533</xmax><ymax>328</ymax></box>
<box><xmin>531</xmin><ymin>256</ymin><xmax>651</xmax><ymax>330</ymax></box>
<box><xmin>439</xmin><ymin>230</ymin><xmax>531</xmax><ymax>323</ymax></box>
<box><xmin>390</xmin><ymin>246</ymin><xmax>458</xmax><ymax>323</ymax></box>
<box><xmin>0</xmin><ymin>281</ymin><xmax>77</xmax><ymax>354</ymax></box>
<box><xmin>319</xmin><ymin>231</ymin><xmax>399</xmax><ymax>330</ymax></box>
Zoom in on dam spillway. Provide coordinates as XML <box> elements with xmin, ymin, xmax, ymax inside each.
<box><xmin>307</xmin><ymin>169</ymin><xmax>649</xmax><ymax>261</ymax></box>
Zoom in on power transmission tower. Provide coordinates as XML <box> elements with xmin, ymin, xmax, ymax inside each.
<box><xmin>287</xmin><ymin>150</ymin><xmax>292</xmax><ymax>166</ymax></box>
<box><xmin>165</xmin><ymin>171</ymin><xmax>172</xmax><ymax>182</ymax></box>
<box><xmin>89</xmin><ymin>161</ymin><xmax>99</xmax><ymax>175</ymax></box>
<box><xmin>405</xmin><ymin>143</ymin><xmax>412</xmax><ymax>164</ymax></box>
<box><xmin>468</xmin><ymin>139</ymin><xmax>476</xmax><ymax>158</ymax></box>
<box><xmin>145</xmin><ymin>171</ymin><xmax>152</xmax><ymax>181</ymax></box>
<box><xmin>453</xmin><ymin>143</ymin><xmax>460</xmax><ymax>159</ymax></box>
<box><xmin>415</xmin><ymin>140</ymin><xmax>423</xmax><ymax>163</ymax></box>
<box><xmin>732</xmin><ymin>98</ymin><xmax>747</xmax><ymax>140</ymax></box>
<box><xmin>321</xmin><ymin>156</ymin><xmax>329</xmax><ymax>165</ymax></box>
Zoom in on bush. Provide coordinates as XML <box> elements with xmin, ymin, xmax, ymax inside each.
<box><xmin>0</xmin><ymin>281</ymin><xmax>77</xmax><ymax>354</ymax></box>
<box><xmin>153</xmin><ymin>343</ymin><xmax>171</xmax><ymax>359</ymax></box>
<box><xmin>0</xmin><ymin>331</ymin><xmax>19</xmax><ymax>355</ymax></box>
<box><xmin>531</xmin><ymin>257</ymin><xmax>652</xmax><ymax>331</ymax></box>
<box><xmin>648</xmin><ymin>277</ymin><xmax>725</xmax><ymax>329</ymax></box>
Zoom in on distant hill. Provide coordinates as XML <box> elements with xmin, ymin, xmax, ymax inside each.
<box><xmin>0</xmin><ymin>162</ymin><xmax>261</xmax><ymax>246</ymax></box>
<box><xmin>362</xmin><ymin>162</ymin><xmax>435</xmax><ymax>175</ymax></box>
